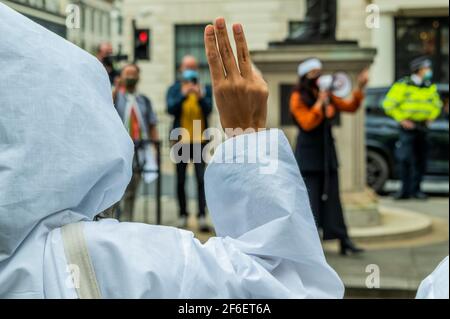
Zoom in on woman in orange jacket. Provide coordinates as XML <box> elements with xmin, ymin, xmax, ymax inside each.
<box><xmin>290</xmin><ymin>58</ymin><xmax>369</xmax><ymax>255</ymax></box>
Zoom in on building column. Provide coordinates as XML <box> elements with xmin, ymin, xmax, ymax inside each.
<box><xmin>253</xmin><ymin>43</ymin><xmax>381</xmax><ymax>227</ymax></box>
<box><xmin>370</xmin><ymin>12</ymin><xmax>396</xmax><ymax>87</ymax></box>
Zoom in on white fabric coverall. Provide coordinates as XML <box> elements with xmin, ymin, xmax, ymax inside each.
<box><xmin>416</xmin><ymin>257</ymin><xmax>449</xmax><ymax>299</ymax></box>
<box><xmin>0</xmin><ymin>2</ymin><xmax>343</xmax><ymax>299</ymax></box>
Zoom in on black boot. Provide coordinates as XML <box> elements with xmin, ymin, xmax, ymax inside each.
<box><xmin>412</xmin><ymin>192</ymin><xmax>428</xmax><ymax>200</ymax></box>
<box><xmin>393</xmin><ymin>191</ymin><xmax>410</xmax><ymax>200</ymax></box>
<box><xmin>340</xmin><ymin>238</ymin><xmax>364</xmax><ymax>256</ymax></box>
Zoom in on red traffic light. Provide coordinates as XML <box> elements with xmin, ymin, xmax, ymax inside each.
<box><xmin>134</xmin><ymin>28</ymin><xmax>150</xmax><ymax>61</ymax></box>
<box><xmin>138</xmin><ymin>31</ymin><xmax>149</xmax><ymax>44</ymax></box>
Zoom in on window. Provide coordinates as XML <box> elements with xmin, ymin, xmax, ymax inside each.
<box><xmin>91</xmin><ymin>9</ymin><xmax>96</xmax><ymax>33</ymax></box>
<box><xmin>174</xmin><ymin>24</ymin><xmax>210</xmax><ymax>83</ymax></box>
<box><xmin>98</xmin><ymin>11</ymin><xmax>103</xmax><ymax>35</ymax></box>
<box><xmin>395</xmin><ymin>17</ymin><xmax>449</xmax><ymax>83</ymax></box>
<box><xmin>105</xmin><ymin>13</ymin><xmax>111</xmax><ymax>37</ymax></box>
<box><xmin>80</xmin><ymin>5</ymin><xmax>86</xmax><ymax>32</ymax></box>
<box><xmin>117</xmin><ymin>15</ymin><xmax>123</xmax><ymax>36</ymax></box>
<box><xmin>24</xmin><ymin>14</ymin><xmax>66</xmax><ymax>38</ymax></box>
<box><xmin>11</xmin><ymin>0</ymin><xmax>60</xmax><ymax>14</ymax></box>
<box><xmin>44</xmin><ymin>0</ymin><xmax>60</xmax><ymax>14</ymax></box>
<box><xmin>22</xmin><ymin>0</ymin><xmax>44</xmax><ymax>10</ymax></box>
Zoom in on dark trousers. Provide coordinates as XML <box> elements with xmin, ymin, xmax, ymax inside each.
<box><xmin>303</xmin><ymin>171</ymin><xmax>349</xmax><ymax>241</ymax></box>
<box><xmin>396</xmin><ymin>128</ymin><xmax>428</xmax><ymax>196</ymax></box>
<box><xmin>119</xmin><ymin>171</ymin><xmax>141</xmax><ymax>221</ymax></box>
<box><xmin>176</xmin><ymin>143</ymin><xmax>206</xmax><ymax>218</ymax></box>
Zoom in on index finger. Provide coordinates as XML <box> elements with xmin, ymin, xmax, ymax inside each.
<box><xmin>204</xmin><ymin>25</ymin><xmax>225</xmax><ymax>85</ymax></box>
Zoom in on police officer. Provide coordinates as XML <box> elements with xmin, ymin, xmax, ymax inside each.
<box><xmin>383</xmin><ymin>57</ymin><xmax>443</xmax><ymax>200</ymax></box>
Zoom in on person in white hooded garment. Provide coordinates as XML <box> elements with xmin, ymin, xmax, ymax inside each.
<box><xmin>416</xmin><ymin>256</ymin><xmax>449</xmax><ymax>299</ymax></box>
<box><xmin>0</xmin><ymin>4</ymin><xmax>344</xmax><ymax>299</ymax></box>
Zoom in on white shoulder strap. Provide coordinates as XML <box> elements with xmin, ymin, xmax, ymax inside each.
<box><xmin>61</xmin><ymin>222</ymin><xmax>102</xmax><ymax>299</ymax></box>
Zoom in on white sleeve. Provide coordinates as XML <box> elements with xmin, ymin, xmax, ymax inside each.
<box><xmin>83</xmin><ymin>129</ymin><xmax>343</xmax><ymax>299</ymax></box>
<box><xmin>416</xmin><ymin>256</ymin><xmax>449</xmax><ymax>299</ymax></box>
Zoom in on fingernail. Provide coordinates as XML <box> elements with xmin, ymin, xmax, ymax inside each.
<box><xmin>216</xmin><ymin>17</ymin><xmax>225</xmax><ymax>29</ymax></box>
<box><xmin>205</xmin><ymin>25</ymin><xmax>214</xmax><ymax>35</ymax></box>
<box><xmin>233</xmin><ymin>24</ymin><xmax>242</xmax><ymax>34</ymax></box>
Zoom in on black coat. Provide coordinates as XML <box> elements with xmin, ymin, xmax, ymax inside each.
<box><xmin>295</xmin><ymin>117</ymin><xmax>339</xmax><ymax>173</ymax></box>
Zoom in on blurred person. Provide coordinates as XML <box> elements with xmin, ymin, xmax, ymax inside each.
<box><xmin>167</xmin><ymin>56</ymin><xmax>213</xmax><ymax>232</ymax></box>
<box><xmin>416</xmin><ymin>256</ymin><xmax>449</xmax><ymax>299</ymax></box>
<box><xmin>0</xmin><ymin>7</ymin><xmax>345</xmax><ymax>299</ymax></box>
<box><xmin>383</xmin><ymin>57</ymin><xmax>443</xmax><ymax>200</ymax></box>
<box><xmin>290</xmin><ymin>58</ymin><xmax>369</xmax><ymax>256</ymax></box>
<box><xmin>96</xmin><ymin>42</ymin><xmax>119</xmax><ymax>85</ymax></box>
<box><xmin>114</xmin><ymin>63</ymin><xmax>159</xmax><ymax>221</ymax></box>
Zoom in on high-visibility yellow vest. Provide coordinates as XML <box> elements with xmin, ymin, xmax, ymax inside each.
<box><xmin>383</xmin><ymin>77</ymin><xmax>443</xmax><ymax>122</ymax></box>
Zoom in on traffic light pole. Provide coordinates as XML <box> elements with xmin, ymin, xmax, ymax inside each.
<box><xmin>132</xmin><ymin>18</ymin><xmax>137</xmax><ymax>63</ymax></box>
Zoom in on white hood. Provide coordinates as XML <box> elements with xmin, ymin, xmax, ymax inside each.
<box><xmin>0</xmin><ymin>3</ymin><xmax>133</xmax><ymax>298</ymax></box>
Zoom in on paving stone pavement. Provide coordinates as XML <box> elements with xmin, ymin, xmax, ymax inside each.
<box><xmin>325</xmin><ymin>197</ymin><xmax>449</xmax><ymax>298</ymax></box>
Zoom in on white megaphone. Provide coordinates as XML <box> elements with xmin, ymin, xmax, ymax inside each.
<box><xmin>317</xmin><ymin>72</ymin><xmax>352</xmax><ymax>98</ymax></box>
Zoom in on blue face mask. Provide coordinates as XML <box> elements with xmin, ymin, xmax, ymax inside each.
<box><xmin>182</xmin><ymin>70</ymin><xmax>199</xmax><ymax>83</ymax></box>
<box><xmin>423</xmin><ymin>70</ymin><xmax>433</xmax><ymax>81</ymax></box>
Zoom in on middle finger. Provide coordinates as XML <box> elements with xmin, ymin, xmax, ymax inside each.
<box><xmin>214</xmin><ymin>17</ymin><xmax>239</xmax><ymax>80</ymax></box>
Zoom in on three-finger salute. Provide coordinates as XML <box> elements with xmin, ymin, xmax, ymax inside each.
<box><xmin>204</xmin><ymin>18</ymin><xmax>268</xmax><ymax>136</ymax></box>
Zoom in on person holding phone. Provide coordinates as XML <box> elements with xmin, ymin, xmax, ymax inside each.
<box><xmin>167</xmin><ymin>56</ymin><xmax>213</xmax><ymax>232</ymax></box>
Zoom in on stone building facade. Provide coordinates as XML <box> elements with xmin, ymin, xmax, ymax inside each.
<box><xmin>1</xmin><ymin>0</ymin><xmax>123</xmax><ymax>54</ymax></box>
<box><xmin>119</xmin><ymin>0</ymin><xmax>448</xmax><ymax>122</ymax></box>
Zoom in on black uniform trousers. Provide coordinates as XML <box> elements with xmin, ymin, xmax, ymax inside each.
<box><xmin>176</xmin><ymin>143</ymin><xmax>206</xmax><ymax>218</ymax></box>
<box><xmin>396</xmin><ymin>127</ymin><xmax>428</xmax><ymax>196</ymax></box>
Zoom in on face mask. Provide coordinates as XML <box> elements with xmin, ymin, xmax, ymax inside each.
<box><xmin>424</xmin><ymin>70</ymin><xmax>433</xmax><ymax>81</ymax></box>
<box><xmin>182</xmin><ymin>70</ymin><xmax>199</xmax><ymax>84</ymax></box>
<box><xmin>305</xmin><ymin>74</ymin><xmax>320</xmax><ymax>88</ymax></box>
<box><xmin>102</xmin><ymin>56</ymin><xmax>114</xmax><ymax>68</ymax></box>
<box><xmin>124</xmin><ymin>78</ymin><xmax>138</xmax><ymax>89</ymax></box>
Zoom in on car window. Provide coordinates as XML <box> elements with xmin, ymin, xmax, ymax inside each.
<box><xmin>365</xmin><ymin>91</ymin><xmax>387</xmax><ymax>107</ymax></box>
<box><xmin>364</xmin><ymin>92</ymin><xmax>380</xmax><ymax>109</ymax></box>
<box><xmin>377</xmin><ymin>93</ymin><xmax>387</xmax><ymax>109</ymax></box>
<box><xmin>438</xmin><ymin>94</ymin><xmax>449</xmax><ymax>120</ymax></box>
<box><xmin>365</xmin><ymin>91</ymin><xmax>388</xmax><ymax>117</ymax></box>
<box><xmin>364</xmin><ymin>93</ymin><xmax>375</xmax><ymax>108</ymax></box>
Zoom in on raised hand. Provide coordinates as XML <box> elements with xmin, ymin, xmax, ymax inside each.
<box><xmin>357</xmin><ymin>68</ymin><xmax>370</xmax><ymax>89</ymax></box>
<box><xmin>204</xmin><ymin>18</ymin><xmax>268</xmax><ymax>136</ymax></box>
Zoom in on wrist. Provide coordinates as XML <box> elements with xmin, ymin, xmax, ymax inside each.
<box><xmin>313</xmin><ymin>101</ymin><xmax>324</xmax><ymax>112</ymax></box>
<box><xmin>224</xmin><ymin>127</ymin><xmax>266</xmax><ymax>138</ymax></box>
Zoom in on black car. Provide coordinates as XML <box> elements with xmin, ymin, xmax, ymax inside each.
<box><xmin>365</xmin><ymin>85</ymin><xmax>449</xmax><ymax>193</ymax></box>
